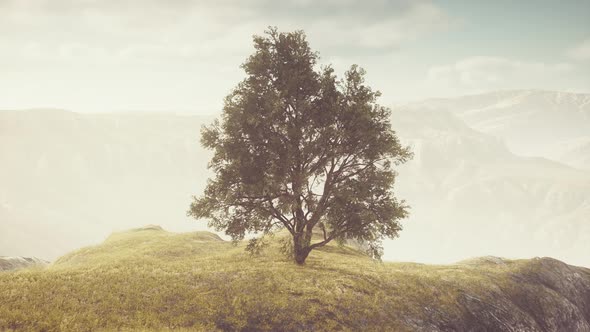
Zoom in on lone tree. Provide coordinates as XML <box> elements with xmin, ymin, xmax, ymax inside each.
<box><xmin>189</xmin><ymin>28</ymin><xmax>412</xmax><ymax>264</ymax></box>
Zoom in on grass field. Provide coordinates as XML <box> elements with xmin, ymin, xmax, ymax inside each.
<box><xmin>0</xmin><ymin>226</ymin><xmax>586</xmax><ymax>331</ymax></box>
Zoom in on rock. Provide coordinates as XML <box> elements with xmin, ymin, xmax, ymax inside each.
<box><xmin>0</xmin><ymin>256</ymin><xmax>48</xmax><ymax>272</ymax></box>
<box><xmin>131</xmin><ymin>224</ymin><xmax>165</xmax><ymax>232</ymax></box>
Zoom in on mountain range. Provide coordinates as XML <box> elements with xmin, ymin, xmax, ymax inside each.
<box><xmin>1</xmin><ymin>90</ymin><xmax>589</xmax><ymax>266</ymax></box>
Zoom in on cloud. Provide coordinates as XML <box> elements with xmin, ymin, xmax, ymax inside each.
<box><xmin>264</xmin><ymin>1</ymin><xmax>452</xmax><ymax>51</ymax></box>
<box><xmin>0</xmin><ymin>0</ymin><xmax>452</xmax><ymax>65</ymax></box>
<box><xmin>567</xmin><ymin>38</ymin><xmax>590</xmax><ymax>61</ymax></box>
<box><xmin>0</xmin><ymin>0</ymin><xmax>454</xmax><ymax>112</ymax></box>
<box><xmin>426</xmin><ymin>56</ymin><xmax>575</xmax><ymax>95</ymax></box>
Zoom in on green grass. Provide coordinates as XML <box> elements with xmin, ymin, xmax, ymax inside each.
<box><xmin>0</xmin><ymin>227</ymin><xmax>548</xmax><ymax>331</ymax></box>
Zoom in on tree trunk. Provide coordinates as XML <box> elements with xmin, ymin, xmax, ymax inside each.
<box><xmin>293</xmin><ymin>232</ymin><xmax>312</xmax><ymax>265</ymax></box>
<box><xmin>294</xmin><ymin>246</ymin><xmax>311</xmax><ymax>264</ymax></box>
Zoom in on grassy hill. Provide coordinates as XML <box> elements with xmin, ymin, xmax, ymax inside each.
<box><xmin>1</xmin><ymin>226</ymin><xmax>589</xmax><ymax>331</ymax></box>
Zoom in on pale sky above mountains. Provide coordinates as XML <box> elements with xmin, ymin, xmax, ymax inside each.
<box><xmin>1</xmin><ymin>0</ymin><xmax>589</xmax><ymax>113</ymax></box>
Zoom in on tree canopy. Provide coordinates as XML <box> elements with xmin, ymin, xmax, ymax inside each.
<box><xmin>189</xmin><ymin>28</ymin><xmax>412</xmax><ymax>264</ymax></box>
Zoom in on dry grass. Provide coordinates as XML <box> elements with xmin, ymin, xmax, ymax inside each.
<box><xmin>0</xmin><ymin>227</ymin><xmax>533</xmax><ymax>331</ymax></box>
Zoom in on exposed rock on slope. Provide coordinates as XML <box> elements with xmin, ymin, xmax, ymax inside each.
<box><xmin>453</xmin><ymin>257</ymin><xmax>590</xmax><ymax>331</ymax></box>
<box><xmin>0</xmin><ymin>256</ymin><xmax>48</xmax><ymax>271</ymax></box>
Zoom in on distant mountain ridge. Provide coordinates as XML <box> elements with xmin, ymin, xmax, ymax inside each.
<box><xmin>398</xmin><ymin>89</ymin><xmax>590</xmax><ymax>170</ymax></box>
<box><xmin>388</xmin><ymin>106</ymin><xmax>590</xmax><ymax>266</ymax></box>
<box><xmin>0</xmin><ymin>109</ymin><xmax>214</xmax><ymax>259</ymax></box>
<box><xmin>1</xmin><ymin>90</ymin><xmax>589</xmax><ymax>266</ymax></box>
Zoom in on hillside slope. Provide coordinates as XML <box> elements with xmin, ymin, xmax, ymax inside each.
<box><xmin>1</xmin><ymin>227</ymin><xmax>589</xmax><ymax>331</ymax></box>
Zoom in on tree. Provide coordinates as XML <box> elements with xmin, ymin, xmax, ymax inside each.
<box><xmin>189</xmin><ymin>28</ymin><xmax>412</xmax><ymax>264</ymax></box>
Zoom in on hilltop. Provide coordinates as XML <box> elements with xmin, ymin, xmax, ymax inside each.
<box><xmin>1</xmin><ymin>226</ymin><xmax>589</xmax><ymax>331</ymax></box>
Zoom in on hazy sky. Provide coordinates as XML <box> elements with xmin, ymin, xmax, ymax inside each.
<box><xmin>1</xmin><ymin>0</ymin><xmax>589</xmax><ymax>113</ymax></box>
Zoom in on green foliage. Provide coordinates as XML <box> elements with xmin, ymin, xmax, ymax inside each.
<box><xmin>0</xmin><ymin>228</ymin><xmax>548</xmax><ymax>331</ymax></box>
<box><xmin>189</xmin><ymin>27</ymin><xmax>412</xmax><ymax>264</ymax></box>
<box><xmin>245</xmin><ymin>236</ymin><xmax>270</xmax><ymax>256</ymax></box>
<box><xmin>279</xmin><ymin>236</ymin><xmax>294</xmax><ymax>259</ymax></box>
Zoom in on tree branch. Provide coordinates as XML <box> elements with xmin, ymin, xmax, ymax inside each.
<box><xmin>267</xmin><ymin>197</ymin><xmax>294</xmax><ymax>235</ymax></box>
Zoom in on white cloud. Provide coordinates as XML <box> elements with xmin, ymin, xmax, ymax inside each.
<box><xmin>302</xmin><ymin>2</ymin><xmax>451</xmax><ymax>51</ymax></box>
<box><xmin>0</xmin><ymin>0</ymin><xmax>452</xmax><ymax>63</ymax></box>
<box><xmin>0</xmin><ymin>0</ymin><xmax>456</xmax><ymax>111</ymax></box>
<box><xmin>567</xmin><ymin>38</ymin><xmax>590</xmax><ymax>61</ymax></box>
<box><xmin>426</xmin><ymin>56</ymin><xmax>575</xmax><ymax>95</ymax></box>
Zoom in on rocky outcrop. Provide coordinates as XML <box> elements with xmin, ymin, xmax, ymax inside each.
<box><xmin>0</xmin><ymin>256</ymin><xmax>48</xmax><ymax>272</ymax></box>
<box><xmin>421</xmin><ymin>257</ymin><xmax>590</xmax><ymax>331</ymax></box>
